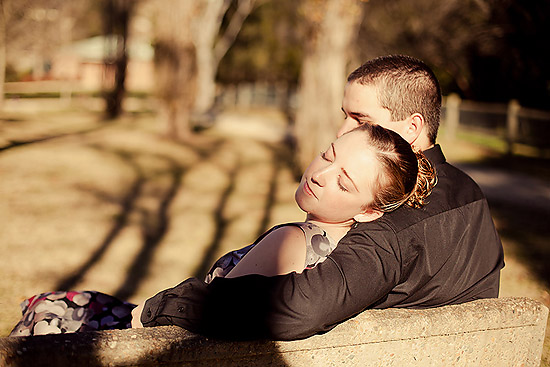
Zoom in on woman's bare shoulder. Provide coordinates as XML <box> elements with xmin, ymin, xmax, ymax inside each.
<box><xmin>258</xmin><ymin>224</ymin><xmax>305</xmax><ymax>246</ymax></box>
<box><xmin>225</xmin><ymin>224</ymin><xmax>307</xmax><ymax>278</ymax></box>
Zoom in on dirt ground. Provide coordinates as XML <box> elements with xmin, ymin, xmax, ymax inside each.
<box><xmin>0</xmin><ymin>105</ymin><xmax>548</xmax><ymax>365</ymax></box>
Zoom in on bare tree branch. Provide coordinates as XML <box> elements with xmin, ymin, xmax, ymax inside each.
<box><xmin>213</xmin><ymin>0</ymin><xmax>256</xmax><ymax>67</ymax></box>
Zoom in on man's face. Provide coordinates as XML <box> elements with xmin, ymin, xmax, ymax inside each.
<box><xmin>339</xmin><ymin>81</ymin><xmax>409</xmax><ymax>139</ymax></box>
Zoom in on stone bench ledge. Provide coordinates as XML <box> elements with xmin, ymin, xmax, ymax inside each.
<box><xmin>0</xmin><ymin>297</ymin><xmax>547</xmax><ymax>366</ymax></box>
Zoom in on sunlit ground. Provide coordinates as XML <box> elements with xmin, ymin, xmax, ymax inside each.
<box><xmin>0</xmin><ymin>101</ymin><xmax>548</xmax><ymax>365</ymax></box>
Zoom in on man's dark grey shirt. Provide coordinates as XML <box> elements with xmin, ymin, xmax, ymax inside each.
<box><xmin>141</xmin><ymin>145</ymin><xmax>505</xmax><ymax>340</ymax></box>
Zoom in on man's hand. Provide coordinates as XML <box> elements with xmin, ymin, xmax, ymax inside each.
<box><xmin>131</xmin><ymin>302</ymin><xmax>145</xmax><ymax>328</ymax></box>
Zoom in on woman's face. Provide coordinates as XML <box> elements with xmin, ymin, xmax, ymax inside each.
<box><xmin>295</xmin><ymin>130</ymin><xmax>380</xmax><ymax>224</ymax></box>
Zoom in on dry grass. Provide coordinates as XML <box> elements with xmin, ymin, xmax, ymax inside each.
<box><xmin>1</xmin><ymin>105</ymin><xmax>548</xmax><ymax>365</ymax></box>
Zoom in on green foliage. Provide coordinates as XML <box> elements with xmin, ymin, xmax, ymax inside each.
<box><xmin>217</xmin><ymin>0</ymin><xmax>302</xmax><ymax>85</ymax></box>
<box><xmin>456</xmin><ymin>129</ymin><xmax>508</xmax><ymax>154</ymax></box>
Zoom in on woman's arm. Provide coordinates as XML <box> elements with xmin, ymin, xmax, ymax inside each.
<box><xmin>131</xmin><ymin>303</ymin><xmax>144</xmax><ymax>328</ymax></box>
<box><xmin>225</xmin><ymin>226</ymin><xmax>307</xmax><ymax>278</ymax></box>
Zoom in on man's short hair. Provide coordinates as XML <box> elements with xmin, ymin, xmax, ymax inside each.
<box><xmin>347</xmin><ymin>55</ymin><xmax>441</xmax><ymax>144</ymax></box>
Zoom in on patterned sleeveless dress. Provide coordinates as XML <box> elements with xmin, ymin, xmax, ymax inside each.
<box><xmin>9</xmin><ymin>222</ymin><xmax>337</xmax><ymax>336</ymax></box>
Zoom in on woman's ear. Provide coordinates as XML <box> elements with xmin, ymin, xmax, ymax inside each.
<box><xmin>353</xmin><ymin>209</ymin><xmax>383</xmax><ymax>223</ymax></box>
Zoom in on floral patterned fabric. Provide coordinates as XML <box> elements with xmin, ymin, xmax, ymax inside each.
<box><xmin>9</xmin><ymin>291</ymin><xmax>136</xmax><ymax>337</ymax></box>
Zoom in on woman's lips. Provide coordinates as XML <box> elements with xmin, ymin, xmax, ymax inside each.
<box><xmin>304</xmin><ymin>181</ymin><xmax>317</xmax><ymax>198</ymax></box>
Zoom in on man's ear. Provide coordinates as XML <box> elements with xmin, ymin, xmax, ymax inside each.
<box><xmin>403</xmin><ymin>113</ymin><xmax>424</xmax><ymax>145</ymax></box>
<box><xmin>354</xmin><ymin>209</ymin><xmax>383</xmax><ymax>223</ymax></box>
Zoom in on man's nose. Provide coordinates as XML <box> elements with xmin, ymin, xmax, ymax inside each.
<box><xmin>337</xmin><ymin>118</ymin><xmax>356</xmax><ymax>137</ymax></box>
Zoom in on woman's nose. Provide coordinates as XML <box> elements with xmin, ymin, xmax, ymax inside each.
<box><xmin>311</xmin><ymin>166</ymin><xmax>330</xmax><ymax>186</ymax></box>
<box><xmin>311</xmin><ymin>173</ymin><xmax>322</xmax><ymax>187</ymax></box>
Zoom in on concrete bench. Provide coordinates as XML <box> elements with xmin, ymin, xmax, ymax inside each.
<box><xmin>0</xmin><ymin>297</ymin><xmax>547</xmax><ymax>366</ymax></box>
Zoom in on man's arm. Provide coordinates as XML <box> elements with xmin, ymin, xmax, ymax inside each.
<box><xmin>140</xmin><ymin>227</ymin><xmax>400</xmax><ymax>340</ymax></box>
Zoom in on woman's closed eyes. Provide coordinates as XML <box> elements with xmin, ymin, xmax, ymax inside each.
<box><xmin>320</xmin><ymin>145</ymin><xmax>351</xmax><ymax>193</ymax></box>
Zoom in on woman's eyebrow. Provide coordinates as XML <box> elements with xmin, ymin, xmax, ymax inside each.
<box><xmin>341</xmin><ymin>167</ymin><xmax>359</xmax><ymax>192</ymax></box>
<box><xmin>333</xmin><ymin>143</ymin><xmax>359</xmax><ymax>192</ymax></box>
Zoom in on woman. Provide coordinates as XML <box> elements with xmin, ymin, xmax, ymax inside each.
<box><xmin>10</xmin><ymin>123</ymin><xmax>436</xmax><ymax>336</ymax></box>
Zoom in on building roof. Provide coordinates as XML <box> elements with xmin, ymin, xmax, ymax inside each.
<box><xmin>62</xmin><ymin>35</ymin><xmax>154</xmax><ymax>62</ymax></box>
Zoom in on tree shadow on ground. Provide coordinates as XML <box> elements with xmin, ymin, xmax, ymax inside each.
<box><xmin>479</xmin><ymin>154</ymin><xmax>550</xmax><ymax>181</ymax></box>
<box><xmin>254</xmin><ymin>141</ymin><xmax>298</xmax><ymax>238</ymax></box>
<box><xmin>55</xmin><ymin>137</ymin><xmax>227</xmax><ymax>299</ymax></box>
<box><xmin>490</xmin><ymin>201</ymin><xmax>550</xmax><ymax>288</ymax></box>
<box><xmin>50</xmin><ymin>125</ymin><xmax>299</xmax><ymax>305</ymax></box>
<box><xmin>114</xmin><ymin>158</ymin><xmax>184</xmax><ymax>300</ymax></box>
<box><xmin>191</xmin><ymin>138</ymin><xmax>299</xmax><ymax>280</ymax></box>
<box><xmin>114</xmin><ymin>138</ymin><xmax>223</xmax><ymax>297</ymax></box>
<box><xmin>53</xmin><ymin>144</ymin><xmax>191</xmax><ymax>298</ymax></box>
<box><xmin>191</xmin><ymin>159</ymin><xmax>241</xmax><ymax>280</ymax></box>
<box><xmin>55</xmin><ymin>148</ymin><xmax>146</xmax><ymax>291</ymax></box>
<box><xmin>1</xmin><ymin>327</ymin><xmax>291</xmax><ymax>367</ymax></box>
<box><xmin>0</xmin><ymin>125</ymin><xmax>108</xmax><ymax>152</ymax></box>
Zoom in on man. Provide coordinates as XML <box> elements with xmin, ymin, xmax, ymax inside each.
<box><xmin>137</xmin><ymin>55</ymin><xmax>505</xmax><ymax>340</ymax></box>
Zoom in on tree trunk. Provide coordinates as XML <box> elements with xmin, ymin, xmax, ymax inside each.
<box><xmin>193</xmin><ymin>0</ymin><xmax>256</xmax><ymax>117</ymax></box>
<box><xmin>152</xmin><ymin>0</ymin><xmax>198</xmax><ymax>141</ymax></box>
<box><xmin>103</xmin><ymin>0</ymin><xmax>135</xmax><ymax>119</ymax></box>
<box><xmin>192</xmin><ymin>0</ymin><xmax>230</xmax><ymax>116</ymax></box>
<box><xmin>294</xmin><ymin>0</ymin><xmax>362</xmax><ymax>171</ymax></box>
<box><xmin>149</xmin><ymin>0</ymin><xmax>254</xmax><ymax>136</ymax></box>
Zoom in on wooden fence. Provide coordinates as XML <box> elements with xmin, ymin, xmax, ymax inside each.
<box><xmin>443</xmin><ymin>93</ymin><xmax>550</xmax><ymax>155</ymax></box>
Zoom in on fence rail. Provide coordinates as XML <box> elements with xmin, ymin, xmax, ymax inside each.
<box><xmin>443</xmin><ymin>93</ymin><xmax>550</xmax><ymax>155</ymax></box>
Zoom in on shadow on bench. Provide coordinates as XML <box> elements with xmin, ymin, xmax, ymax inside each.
<box><xmin>0</xmin><ymin>297</ymin><xmax>547</xmax><ymax>367</ymax></box>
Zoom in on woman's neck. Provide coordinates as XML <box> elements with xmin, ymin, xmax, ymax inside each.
<box><xmin>304</xmin><ymin>215</ymin><xmax>354</xmax><ymax>243</ymax></box>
